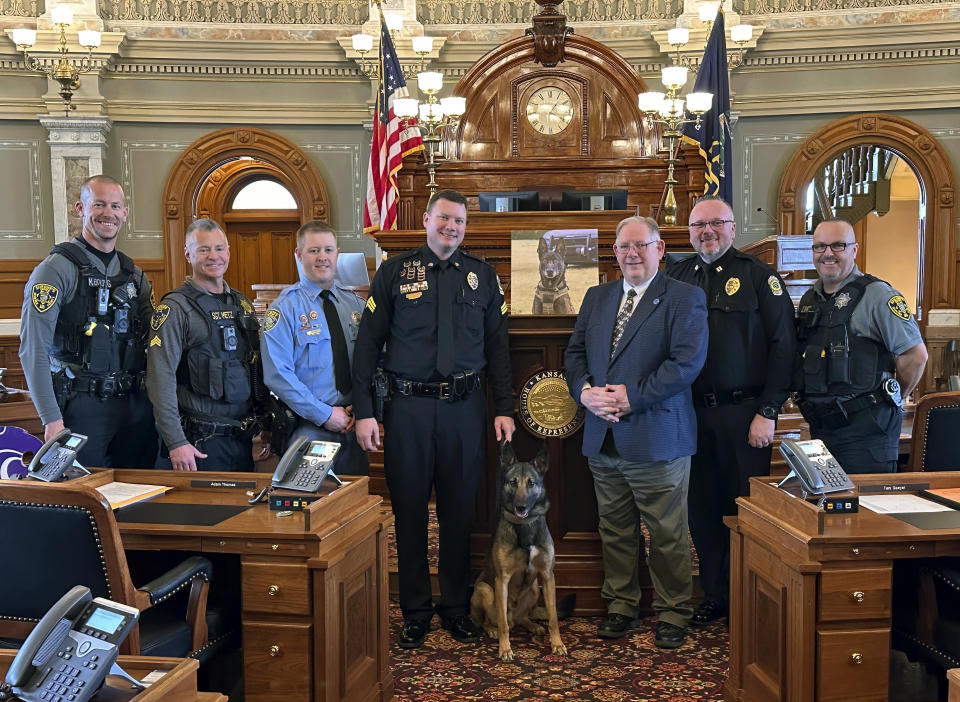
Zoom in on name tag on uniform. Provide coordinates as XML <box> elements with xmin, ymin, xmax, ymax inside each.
<box><xmin>400</xmin><ymin>281</ymin><xmax>428</xmax><ymax>294</ymax></box>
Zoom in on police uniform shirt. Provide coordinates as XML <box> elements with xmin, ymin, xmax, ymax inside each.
<box><xmin>352</xmin><ymin>244</ymin><xmax>513</xmax><ymax>419</ymax></box>
<box><xmin>146</xmin><ymin>277</ymin><xmax>253</xmax><ymax>452</ymax></box>
<box><xmin>667</xmin><ymin>247</ymin><xmax>796</xmax><ymax>409</ymax></box>
<box><xmin>809</xmin><ymin>265</ymin><xmax>923</xmax><ymax>358</ymax></box>
<box><xmin>19</xmin><ymin>237</ymin><xmax>153</xmax><ymax>426</ymax></box>
<box><xmin>261</xmin><ymin>279</ymin><xmax>365</xmax><ymax>428</ymax></box>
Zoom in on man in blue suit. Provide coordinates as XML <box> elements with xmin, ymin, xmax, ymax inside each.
<box><xmin>565</xmin><ymin>215</ymin><xmax>708</xmax><ymax>649</ymax></box>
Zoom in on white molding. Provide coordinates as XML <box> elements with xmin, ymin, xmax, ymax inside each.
<box><xmin>734</xmin><ymin>86</ymin><xmax>960</xmax><ymax>116</ymax></box>
<box><xmin>119</xmin><ymin>139</ymin><xmax>191</xmax><ymax>239</ymax></box>
<box><xmin>0</xmin><ymin>139</ymin><xmax>42</xmax><ymax>240</ymax></box>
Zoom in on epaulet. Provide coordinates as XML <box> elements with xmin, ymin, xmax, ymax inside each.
<box><xmin>731</xmin><ymin>247</ymin><xmax>777</xmax><ymax>272</ymax></box>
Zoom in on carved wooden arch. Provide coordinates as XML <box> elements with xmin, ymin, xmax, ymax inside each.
<box><xmin>161</xmin><ymin>127</ymin><xmax>329</xmax><ymax>292</ymax></box>
<box><xmin>778</xmin><ymin>113</ymin><xmax>957</xmax><ymax>313</ymax></box>
<box><xmin>195</xmin><ymin>159</ymin><xmax>297</xmax><ymax>220</ymax></box>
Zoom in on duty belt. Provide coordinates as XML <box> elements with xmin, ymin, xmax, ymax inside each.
<box><xmin>182</xmin><ymin>410</ymin><xmax>262</xmax><ymax>439</ymax></box>
<box><xmin>799</xmin><ymin>388</ymin><xmax>895</xmax><ymax>430</ymax></box>
<box><xmin>390</xmin><ymin>370</ymin><xmax>480</xmax><ymax>402</ymax></box>
<box><xmin>694</xmin><ymin>386</ymin><xmax>763</xmax><ymax>409</ymax></box>
<box><xmin>71</xmin><ymin>371</ymin><xmax>144</xmax><ymax>398</ymax></box>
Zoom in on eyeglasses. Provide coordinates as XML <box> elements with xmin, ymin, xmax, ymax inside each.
<box><xmin>811</xmin><ymin>242</ymin><xmax>856</xmax><ymax>253</ymax></box>
<box><xmin>614</xmin><ymin>240</ymin><xmax>660</xmax><ymax>254</ymax></box>
<box><xmin>688</xmin><ymin>219</ymin><xmax>734</xmax><ymax>232</ymax></box>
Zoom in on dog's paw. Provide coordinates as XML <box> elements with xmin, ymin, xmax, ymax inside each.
<box><xmin>499</xmin><ymin>645</ymin><xmax>514</xmax><ymax>661</ymax></box>
<box><xmin>526</xmin><ymin>622</ymin><xmax>546</xmax><ymax>635</ymax></box>
<box><xmin>551</xmin><ymin>641</ymin><xmax>568</xmax><ymax>656</ymax></box>
<box><xmin>486</xmin><ymin>628</ymin><xmax>498</xmax><ymax>640</ymax></box>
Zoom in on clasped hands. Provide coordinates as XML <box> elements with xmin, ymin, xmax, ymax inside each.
<box><xmin>581</xmin><ymin>384</ymin><xmax>631</xmax><ymax>422</ymax></box>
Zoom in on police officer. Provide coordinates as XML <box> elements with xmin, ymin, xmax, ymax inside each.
<box><xmin>796</xmin><ymin>217</ymin><xmax>927</xmax><ymax>473</ymax></box>
<box><xmin>261</xmin><ymin>220</ymin><xmax>368</xmax><ymax>475</ymax></box>
<box><xmin>667</xmin><ymin>196</ymin><xmax>796</xmax><ymax>626</ymax></box>
<box><xmin>354</xmin><ymin>190</ymin><xmax>515</xmax><ymax>650</ymax></box>
<box><xmin>19</xmin><ymin>174</ymin><xmax>157</xmax><ymax>468</ymax></box>
<box><xmin>146</xmin><ymin>218</ymin><xmax>265</xmax><ymax>472</ymax></box>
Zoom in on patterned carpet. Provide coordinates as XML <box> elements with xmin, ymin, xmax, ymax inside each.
<box><xmin>389</xmin><ymin>605</ymin><xmax>730</xmax><ymax>701</ymax></box>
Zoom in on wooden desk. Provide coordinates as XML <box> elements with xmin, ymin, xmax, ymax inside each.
<box><xmin>75</xmin><ymin>470</ymin><xmax>394</xmax><ymax>702</ymax></box>
<box><xmin>0</xmin><ymin>652</ymin><xmax>223</xmax><ymax>702</ymax></box>
<box><xmin>726</xmin><ymin>472</ymin><xmax>960</xmax><ymax>702</ymax></box>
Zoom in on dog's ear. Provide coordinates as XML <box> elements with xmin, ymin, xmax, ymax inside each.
<box><xmin>538</xmin><ymin>237</ymin><xmax>547</xmax><ymax>255</ymax></box>
<box><xmin>500</xmin><ymin>440</ymin><xmax>518</xmax><ymax>467</ymax></box>
<box><xmin>532</xmin><ymin>443</ymin><xmax>549</xmax><ymax>475</ymax></box>
<box><xmin>555</xmin><ymin>237</ymin><xmax>566</xmax><ymax>257</ymax></box>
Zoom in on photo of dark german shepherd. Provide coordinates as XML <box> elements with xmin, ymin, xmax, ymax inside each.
<box><xmin>470</xmin><ymin>441</ymin><xmax>568</xmax><ymax>661</ymax></box>
<box><xmin>532</xmin><ymin>236</ymin><xmax>575</xmax><ymax>314</ymax></box>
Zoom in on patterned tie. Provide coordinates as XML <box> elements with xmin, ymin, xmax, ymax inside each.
<box><xmin>319</xmin><ymin>289</ymin><xmax>352</xmax><ymax>394</ymax></box>
<box><xmin>610</xmin><ymin>289</ymin><xmax>637</xmax><ymax>357</ymax></box>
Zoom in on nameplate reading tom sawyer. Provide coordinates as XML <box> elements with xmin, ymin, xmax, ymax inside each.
<box><xmin>519</xmin><ymin>369</ymin><xmax>584</xmax><ymax>438</ymax></box>
<box><xmin>858</xmin><ymin>483</ymin><xmax>930</xmax><ymax>494</ymax></box>
<box><xmin>190</xmin><ymin>480</ymin><xmax>258</xmax><ymax>489</ymax></box>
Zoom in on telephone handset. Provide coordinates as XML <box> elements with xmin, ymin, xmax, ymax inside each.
<box><xmin>5</xmin><ymin>585</ymin><xmax>143</xmax><ymax>702</ymax></box>
<box><xmin>27</xmin><ymin>428</ymin><xmax>89</xmax><ymax>482</ymax></box>
<box><xmin>271</xmin><ymin>435</ymin><xmax>344</xmax><ymax>493</ymax></box>
<box><xmin>777</xmin><ymin>438</ymin><xmax>855</xmax><ymax>495</ymax></box>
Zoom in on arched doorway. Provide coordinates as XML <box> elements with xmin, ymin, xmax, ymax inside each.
<box><xmin>778</xmin><ymin>113</ymin><xmax>957</xmax><ymax>331</ymax></box>
<box><xmin>160</xmin><ymin>127</ymin><xmax>330</xmax><ymax>295</ymax></box>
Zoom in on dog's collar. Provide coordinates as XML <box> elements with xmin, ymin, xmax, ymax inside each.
<box><xmin>536</xmin><ymin>279</ymin><xmax>570</xmax><ymax>293</ymax></box>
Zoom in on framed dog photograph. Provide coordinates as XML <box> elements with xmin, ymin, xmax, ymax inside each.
<box><xmin>510</xmin><ymin>229</ymin><xmax>599</xmax><ymax>315</ymax></box>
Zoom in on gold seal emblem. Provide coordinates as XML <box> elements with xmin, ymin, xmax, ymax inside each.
<box><xmin>887</xmin><ymin>294</ymin><xmax>912</xmax><ymax>321</ymax></box>
<box><xmin>151</xmin><ymin>304</ymin><xmax>170</xmax><ymax>331</ymax></box>
<box><xmin>725</xmin><ymin>277</ymin><xmax>740</xmax><ymax>296</ymax></box>
<box><xmin>467</xmin><ymin>271</ymin><xmax>479</xmax><ymax>290</ymax></box>
<box><xmin>31</xmin><ymin>283</ymin><xmax>59</xmax><ymax>313</ymax></box>
<box><xmin>351</xmin><ymin>310</ymin><xmax>362</xmax><ymax>325</ymax></box>
<box><xmin>767</xmin><ymin>275</ymin><xmax>783</xmax><ymax>296</ymax></box>
<box><xmin>519</xmin><ymin>370</ymin><xmax>584</xmax><ymax>438</ymax></box>
<box><xmin>263</xmin><ymin>308</ymin><xmax>281</xmax><ymax>332</ymax></box>
<box><xmin>240</xmin><ymin>298</ymin><xmax>253</xmax><ymax>314</ymax></box>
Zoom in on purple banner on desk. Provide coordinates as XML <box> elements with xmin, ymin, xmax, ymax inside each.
<box><xmin>859</xmin><ymin>483</ymin><xmax>930</xmax><ymax>493</ymax></box>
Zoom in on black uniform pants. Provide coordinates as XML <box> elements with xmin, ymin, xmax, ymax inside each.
<box><xmin>811</xmin><ymin>403</ymin><xmax>900</xmax><ymax>474</ymax></box>
<box><xmin>383</xmin><ymin>390</ymin><xmax>486</xmax><ymax>624</ymax></box>
<box><xmin>62</xmin><ymin>390</ymin><xmax>157</xmax><ymax>469</ymax></box>
<box><xmin>688</xmin><ymin>403</ymin><xmax>773</xmax><ymax>608</ymax></box>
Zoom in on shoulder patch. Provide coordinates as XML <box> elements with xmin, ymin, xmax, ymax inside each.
<box><xmin>263</xmin><ymin>308</ymin><xmax>281</xmax><ymax>333</ymax></box>
<box><xmin>887</xmin><ymin>294</ymin><xmax>912</xmax><ymax>321</ymax></box>
<box><xmin>365</xmin><ymin>296</ymin><xmax>376</xmax><ymax>313</ymax></box>
<box><xmin>151</xmin><ymin>304</ymin><xmax>170</xmax><ymax>331</ymax></box>
<box><xmin>31</xmin><ymin>283</ymin><xmax>59</xmax><ymax>313</ymax></box>
<box><xmin>767</xmin><ymin>275</ymin><xmax>783</xmax><ymax>296</ymax></box>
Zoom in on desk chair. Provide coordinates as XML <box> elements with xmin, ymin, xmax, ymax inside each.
<box><xmin>0</xmin><ymin>481</ymin><xmax>213</xmax><ymax>658</ymax></box>
<box><xmin>909</xmin><ymin>390</ymin><xmax>960</xmax><ymax>471</ymax></box>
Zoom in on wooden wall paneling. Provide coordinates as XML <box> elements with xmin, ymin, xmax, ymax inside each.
<box><xmin>0</xmin><ymin>260</ymin><xmax>36</xmax><ymax>320</ymax></box>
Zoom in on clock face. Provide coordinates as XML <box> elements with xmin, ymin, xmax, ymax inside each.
<box><xmin>525</xmin><ymin>86</ymin><xmax>574</xmax><ymax>135</ymax></box>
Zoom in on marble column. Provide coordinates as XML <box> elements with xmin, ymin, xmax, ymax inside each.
<box><xmin>39</xmin><ymin>116</ymin><xmax>112</xmax><ymax>243</ymax></box>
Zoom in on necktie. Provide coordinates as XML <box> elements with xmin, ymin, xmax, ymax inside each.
<box><xmin>319</xmin><ymin>289</ymin><xmax>352</xmax><ymax>394</ymax></box>
<box><xmin>610</xmin><ymin>289</ymin><xmax>637</xmax><ymax>357</ymax></box>
<box><xmin>436</xmin><ymin>261</ymin><xmax>455</xmax><ymax>377</ymax></box>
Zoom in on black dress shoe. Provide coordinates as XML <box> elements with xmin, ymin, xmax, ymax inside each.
<box><xmin>690</xmin><ymin>599</ymin><xmax>728</xmax><ymax>627</ymax></box>
<box><xmin>597</xmin><ymin>613</ymin><xmax>635</xmax><ymax>639</ymax></box>
<box><xmin>398</xmin><ymin>620</ymin><xmax>429</xmax><ymax>649</ymax></box>
<box><xmin>442</xmin><ymin>614</ymin><xmax>482</xmax><ymax>643</ymax></box>
<box><xmin>654</xmin><ymin>621</ymin><xmax>686</xmax><ymax>649</ymax></box>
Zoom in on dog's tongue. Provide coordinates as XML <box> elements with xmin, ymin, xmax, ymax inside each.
<box><xmin>516</xmin><ymin>508</ymin><xmax>529</xmax><ymax>518</ymax></box>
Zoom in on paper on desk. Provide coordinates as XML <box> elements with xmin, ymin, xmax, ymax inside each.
<box><xmin>96</xmin><ymin>481</ymin><xmax>171</xmax><ymax>509</ymax></box>
<box><xmin>859</xmin><ymin>494</ymin><xmax>954</xmax><ymax>514</ymax></box>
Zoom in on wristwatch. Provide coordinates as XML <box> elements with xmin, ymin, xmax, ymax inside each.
<box><xmin>758</xmin><ymin>404</ymin><xmax>779</xmax><ymax>420</ymax></box>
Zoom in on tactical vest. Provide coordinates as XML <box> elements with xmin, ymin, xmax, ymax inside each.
<box><xmin>796</xmin><ymin>274</ymin><xmax>895</xmax><ymax>398</ymax></box>
<box><xmin>166</xmin><ymin>284</ymin><xmax>264</xmax><ymax>406</ymax></box>
<box><xmin>51</xmin><ymin>243</ymin><xmax>146</xmax><ymax>376</ymax></box>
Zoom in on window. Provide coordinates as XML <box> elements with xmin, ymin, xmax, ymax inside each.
<box><xmin>230</xmin><ymin>179</ymin><xmax>297</xmax><ymax>210</ymax></box>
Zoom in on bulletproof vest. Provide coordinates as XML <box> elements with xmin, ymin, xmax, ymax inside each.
<box><xmin>796</xmin><ymin>274</ymin><xmax>895</xmax><ymax>398</ymax></box>
<box><xmin>166</xmin><ymin>284</ymin><xmax>264</xmax><ymax>406</ymax></box>
<box><xmin>51</xmin><ymin>243</ymin><xmax>146</xmax><ymax>375</ymax></box>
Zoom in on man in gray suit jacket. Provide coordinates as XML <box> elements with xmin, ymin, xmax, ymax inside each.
<box><xmin>565</xmin><ymin>215</ymin><xmax>707</xmax><ymax>649</ymax></box>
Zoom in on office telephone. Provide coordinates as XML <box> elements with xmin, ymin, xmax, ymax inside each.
<box><xmin>4</xmin><ymin>585</ymin><xmax>143</xmax><ymax>702</ymax></box>
<box><xmin>26</xmin><ymin>429</ymin><xmax>89</xmax><ymax>482</ymax></box>
<box><xmin>777</xmin><ymin>438</ymin><xmax>855</xmax><ymax>495</ymax></box>
<box><xmin>271</xmin><ymin>435</ymin><xmax>344</xmax><ymax>493</ymax></box>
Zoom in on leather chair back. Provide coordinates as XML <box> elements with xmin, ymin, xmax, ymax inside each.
<box><xmin>910</xmin><ymin>391</ymin><xmax>960</xmax><ymax>471</ymax></box>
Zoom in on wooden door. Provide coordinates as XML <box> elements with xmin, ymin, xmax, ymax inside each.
<box><xmin>222</xmin><ymin>212</ymin><xmax>300</xmax><ymax>301</ymax></box>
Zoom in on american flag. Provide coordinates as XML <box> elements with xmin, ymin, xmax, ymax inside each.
<box><xmin>363</xmin><ymin>21</ymin><xmax>424</xmax><ymax>233</ymax></box>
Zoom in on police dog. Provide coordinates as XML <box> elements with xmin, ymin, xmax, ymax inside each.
<box><xmin>470</xmin><ymin>442</ymin><xmax>567</xmax><ymax>661</ymax></box>
<box><xmin>532</xmin><ymin>236</ymin><xmax>575</xmax><ymax>314</ymax></box>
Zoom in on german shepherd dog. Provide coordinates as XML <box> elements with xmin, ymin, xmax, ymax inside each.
<box><xmin>532</xmin><ymin>236</ymin><xmax>575</xmax><ymax>314</ymax></box>
<box><xmin>470</xmin><ymin>442</ymin><xmax>567</xmax><ymax>661</ymax></box>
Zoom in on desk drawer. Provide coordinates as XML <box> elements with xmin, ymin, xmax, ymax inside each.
<box><xmin>244</xmin><ymin>621</ymin><xmax>312</xmax><ymax>700</ymax></box>
<box><xmin>202</xmin><ymin>537</ymin><xmax>308</xmax><ymax>556</ymax></box>
<box><xmin>819</xmin><ymin>541</ymin><xmax>934</xmax><ymax>561</ymax></box>
<box><xmin>243</xmin><ymin>562</ymin><xmax>310</xmax><ymax>615</ymax></box>
<box><xmin>819</xmin><ymin>568</ymin><xmax>891</xmax><ymax>622</ymax></box>
<box><xmin>816</xmin><ymin>628</ymin><xmax>889</xmax><ymax>701</ymax></box>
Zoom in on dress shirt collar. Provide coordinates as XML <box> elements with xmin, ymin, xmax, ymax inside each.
<box><xmin>299</xmin><ymin>277</ymin><xmax>344</xmax><ymax>302</ymax></box>
<box><xmin>420</xmin><ymin>243</ymin><xmax>463</xmax><ymax>271</ymax></box>
<box><xmin>694</xmin><ymin>246</ymin><xmax>736</xmax><ymax>274</ymax></box>
<box><xmin>621</xmin><ymin>275</ymin><xmax>653</xmax><ymax>302</ymax></box>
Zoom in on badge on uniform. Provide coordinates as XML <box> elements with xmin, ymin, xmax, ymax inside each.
<box><xmin>887</xmin><ymin>294</ymin><xmax>912</xmax><ymax>320</ymax></box>
<box><xmin>835</xmin><ymin>292</ymin><xmax>851</xmax><ymax>309</ymax></box>
<box><xmin>263</xmin><ymin>309</ymin><xmax>281</xmax><ymax>333</ymax></box>
<box><xmin>401</xmin><ymin>260</ymin><xmax>426</xmax><ymax>282</ymax></box>
<box><xmin>400</xmin><ymin>281</ymin><xmax>428</xmax><ymax>295</ymax></box>
<box><xmin>351</xmin><ymin>311</ymin><xmax>362</xmax><ymax>325</ymax></box>
<box><xmin>240</xmin><ymin>298</ymin><xmax>254</xmax><ymax>314</ymax></box>
<box><xmin>467</xmin><ymin>271</ymin><xmax>479</xmax><ymax>290</ymax></box>
<box><xmin>309</xmin><ymin>310</ymin><xmax>318</xmax><ymax>320</ymax></box>
<box><xmin>31</xmin><ymin>283</ymin><xmax>59</xmax><ymax>313</ymax></box>
<box><xmin>151</xmin><ymin>304</ymin><xmax>170</xmax><ymax>330</ymax></box>
<box><xmin>299</xmin><ymin>314</ymin><xmax>309</xmax><ymax>325</ymax></box>
<box><xmin>767</xmin><ymin>275</ymin><xmax>783</xmax><ymax>296</ymax></box>
<box><xmin>725</xmin><ymin>277</ymin><xmax>740</xmax><ymax>296</ymax></box>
